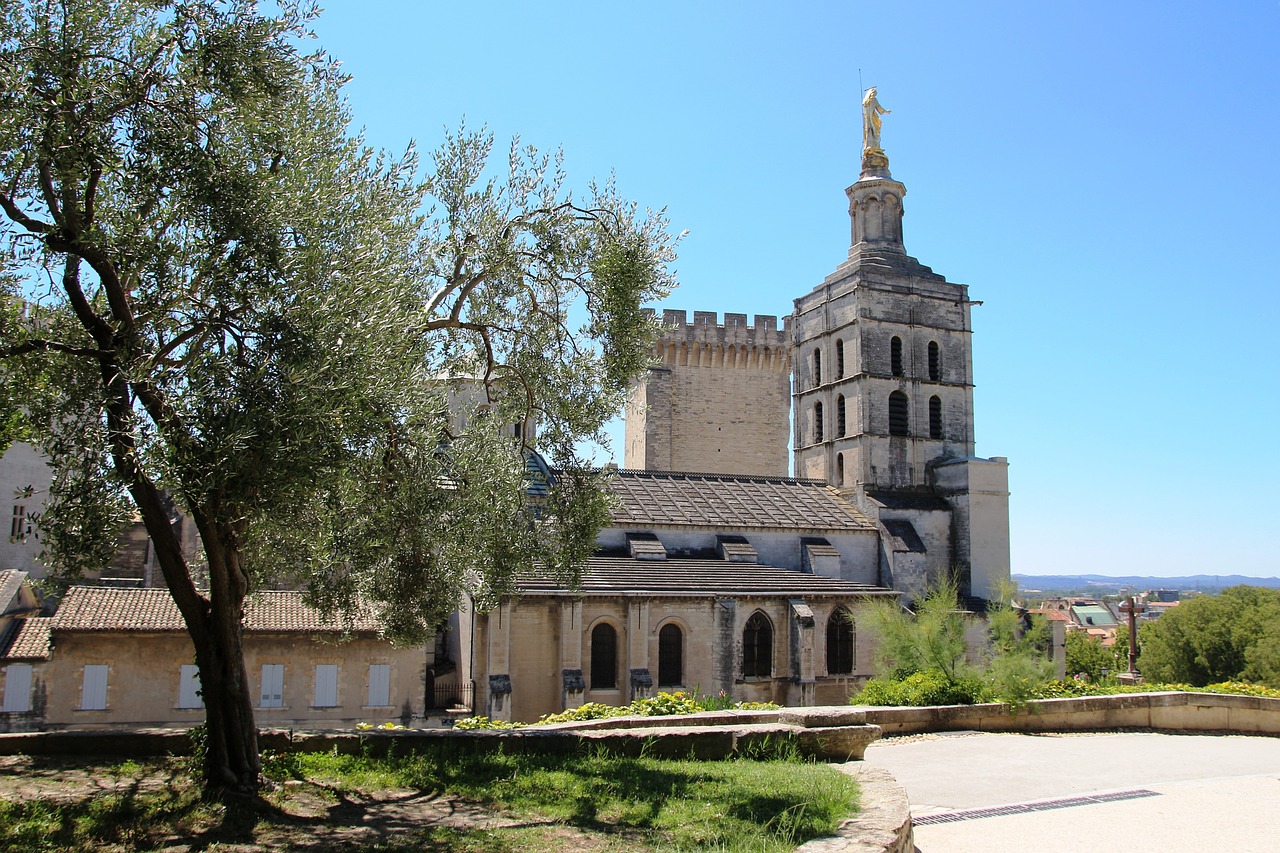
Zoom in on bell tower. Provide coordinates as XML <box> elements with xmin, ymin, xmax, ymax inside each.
<box><xmin>791</xmin><ymin>90</ymin><xmax>1008</xmax><ymax>600</ymax></box>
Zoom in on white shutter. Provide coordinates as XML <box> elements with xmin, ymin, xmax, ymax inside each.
<box><xmin>177</xmin><ymin>664</ymin><xmax>203</xmax><ymax>708</ymax></box>
<box><xmin>81</xmin><ymin>664</ymin><xmax>108</xmax><ymax>710</ymax></box>
<box><xmin>313</xmin><ymin>664</ymin><xmax>338</xmax><ymax>707</ymax></box>
<box><xmin>2</xmin><ymin>664</ymin><xmax>33</xmax><ymax>713</ymax></box>
<box><xmin>367</xmin><ymin>664</ymin><xmax>390</xmax><ymax>707</ymax></box>
<box><xmin>260</xmin><ymin>664</ymin><xmax>284</xmax><ymax>708</ymax></box>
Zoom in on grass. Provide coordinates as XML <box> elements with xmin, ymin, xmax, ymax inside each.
<box><xmin>286</xmin><ymin>747</ymin><xmax>858</xmax><ymax>852</ymax></box>
<box><xmin>0</xmin><ymin>747</ymin><xmax>859</xmax><ymax>852</ymax></box>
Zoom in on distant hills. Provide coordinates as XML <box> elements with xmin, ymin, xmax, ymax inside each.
<box><xmin>1013</xmin><ymin>574</ymin><xmax>1280</xmax><ymax>594</ymax></box>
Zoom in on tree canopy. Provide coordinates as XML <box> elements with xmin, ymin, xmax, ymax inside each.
<box><xmin>1138</xmin><ymin>587</ymin><xmax>1280</xmax><ymax>688</ymax></box>
<box><xmin>0</xmin><ymin>0</ymin><xmax>676</xmax><ymax>791</ymax></box>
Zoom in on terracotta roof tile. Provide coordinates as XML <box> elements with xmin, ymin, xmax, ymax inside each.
<box><xmin>517</xmin><ymin>556</ymin><xmax>896</xmax><ymax>598</ymax></box>
<box><xmin>0</xmin><ymin>617</ymin><xmax>51</xmax><ymax>660</ymax></box>
<box><xmin>607</xmin><ymin>470</ymin><xmax>876</xmax><ymax>532</ymax></box>
<box><xmin>50</xmin><ymin>587</ymin><xmax>380</xmax><ymax>634</ymax></box>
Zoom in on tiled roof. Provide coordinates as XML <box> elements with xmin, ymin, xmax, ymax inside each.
<box><xmin>606</xmin><ymin>470</ymin><xmax>876</xmax><ymax>532</ymax></box>
<box><xmin>50</xmin><ymin>587</ymin><xmax>381</xmax><ymax>634</ymax></box>
<box><xmin>516</xmin><ymin>556</ymin><xmax>896</xmax><ymax>598</ymax></box>
<box><xmin>0</xmin><ymin>617</ymin><xmax>51</xmax><ymax>660</ymax></box>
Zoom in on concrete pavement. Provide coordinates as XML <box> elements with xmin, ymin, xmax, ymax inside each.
<box><xmin>860</xmin><ymin>730</ymin><xmax>1280</xmax><ymax>852</ymax></box>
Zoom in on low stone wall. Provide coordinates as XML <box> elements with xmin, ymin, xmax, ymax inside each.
<box><xmin>854</xmin><ymin>690</ymin><xmax>1280</xmax><ymax>736</ymax></box>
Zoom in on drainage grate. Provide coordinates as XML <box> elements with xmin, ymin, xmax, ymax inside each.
<box><xmin>913</xmin><ymin>789</ymin><xmax>1161</xmax><ymax>825</ymax></box>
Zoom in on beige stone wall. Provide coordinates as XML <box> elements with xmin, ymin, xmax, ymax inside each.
<box><xmin>625</xmin><ymin>311</ymin><xmax>791</xmax><ymax>477</ymax></box>
<box><xmin>476</xmin><ymin>592</ymin><xmax>878</xmax><ymax>723</ymax></box>
<box><xmin>41</xmin><ymin>632</ymin><xmax>428</xmax><ymax>729</ymax></box>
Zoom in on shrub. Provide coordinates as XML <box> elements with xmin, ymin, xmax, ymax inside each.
<box><xmin>853</xmin><ymin>670</ymin><xmax>989</xmax><ymax>706</ymax></box>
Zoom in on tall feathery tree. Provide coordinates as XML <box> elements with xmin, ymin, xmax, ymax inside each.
<box><xmin>0</xmin><ymin>0</ymin><xmax>675</xmax><ymax>792</ymax></box>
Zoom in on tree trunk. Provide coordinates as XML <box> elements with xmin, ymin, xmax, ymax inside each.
<box><xmin>190</xmin><ymin>522</ymin><xmax>261</xmax><ymax>794</ymax></box>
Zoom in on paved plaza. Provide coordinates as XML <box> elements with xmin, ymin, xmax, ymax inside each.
<box><xmin>861</xmin><ymin>730</ymin><xmax>1280</xmax><ymax>852</ymax></box>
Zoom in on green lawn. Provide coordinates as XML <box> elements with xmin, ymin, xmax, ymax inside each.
<box><xmin>0</xmin><ymin>749</ymin><xmax>859</xmax><ymax>852</ymax></box>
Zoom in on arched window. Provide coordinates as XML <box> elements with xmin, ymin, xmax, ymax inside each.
<box><xmin>928</xmin><ymin>341</ymin><xmax>940</xmax><ymax>381</ymax></box>
<box><xmin>836</xmin><ymin>453</ymin><xmax>845</xmax><ymax>486</ymax></box>
<box><xmin>929</xmin><ymin>396</ymin><xmax>943</xmax><ymax>439</ymax></box>
<box><xmin>743</xmin><ymin>612</ymin><xmax>773</xmax><ymax>679</ymax></box>
<box><xmin>827</xmin><ymin>607</ymin><xmax>855</xmax><ymax>675</ymax></box>
<box><xmin>812</xmin><ymin>348</ymin><xmax>822</xmax><ymax>387</ymax></box>
<box><xmin>889</xmin><ymin>391</ymin><xmax>909</xmax><ymax>436</ymax></box>
<box><xmin>836</xmin><ymin>395</ymin><xmax>846</xmax><ymax>437</ymax></box>
<box><xmin>835</xmin><ymin>339</ymin><xmax>845</xmax><ymax>379</ymax></box>
<box><xmin>890</xmin><ymin>336</ymin><xmax>903</xmax><ymax>377</ymax></box>
<box><xmin>658</xmin><ymin>624</ymin><xmax>683</xmax><ymax>687</ymax></box>
<box><xmin>813</xmin><ymin>401</ymin><xmax>824</xmax><ymax>444</ymax></box>
<box><xmin>590</xmin><ymin>624</ymin><xmax>617</xmax><ymax>689</ymax></box>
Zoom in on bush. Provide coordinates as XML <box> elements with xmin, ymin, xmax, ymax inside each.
<box><xmin>853</xmin><ymin>670</ymin><xmax>989</xmax><ymax>706</ymax></box>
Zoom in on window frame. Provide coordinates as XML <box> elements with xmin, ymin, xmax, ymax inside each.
<box><xmin>367</xmin><ymin>663</ymin><xmax>392</xmax><ymax>707</ymax></box>
<box><xmin>742</xmin><ymin>612</ymin><xmax>773</xmax><ymax>680</ymax></box>
<box><xmin>826</xmin><ymin>608</ymin><xmax>856</xmax><ymax>675</ymax></box>
<box><xmin>313</xmin><ymin>663</ymin><xmax>339</xmax><ymax>708</ymax></box>
<box><xmin>80</xmin><ymin>664</ymin><xmax>108</xmax><ymax>711</ymax></box>
<box><xmin>929</xmin><ymin>395</ymin><xmax>943</xmax><ymax>440</ymax></box>
<box><xmin>888</xmin><ymin>390</ymin><xmax>910</xmax><ymax>436</ymax></box>
<box><xmin>177</xmin><ymin>664</ymin><xmax>203</xmax><ymax>709</ymax></box>
<box><xmin>259</xmin><ymin>663</ymin><xmax>285</xmax><ymax>709</ymax></box>
<box><xmin>2</xmin><ymin>663</ymin><xmax>33</xmax><ymax>713</ymax></box>
<box><xmin>890</xmin><ymin>336</ymin><xmax>904</xmax><ymax>377</ymax></box>
<box><xmin>657</xmin><ymin>623</ymin><xmax>683</xmax><ymax>687</ymax></box>
<box><xmin>590</xmin><ymin>623</ymin><xmax>618</xmax><ymax>690</ymax></box>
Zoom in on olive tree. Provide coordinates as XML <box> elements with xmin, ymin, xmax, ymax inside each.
<box><xmin>0</xmin><ymin>0</ymin><xmax>675</xmax><ymax>793</ymax></box>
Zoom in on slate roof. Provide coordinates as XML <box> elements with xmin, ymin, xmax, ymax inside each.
<box><xmin>0</xmin><ymin>617</ymin><xmax>51</xmax><ymax>661</ymax></box>
<box><xmin>865</xmin><ymin>490</ymin><xmax>952</xmax><ymax>512</ymax></box>
<box><xmin>50</xmin><ymin>587</ymin><xmax>380</xmax><ymax>634</ymax></box>
<box><xmin>0</xmin><ymin>570</ymin><xmax>25</xmax><ymax>612</ymax></box>
<box><xmin>882</xmin><ymin>519</ymin><xmax>927</xmax><ymax>553</ymax></box>
<box><xmin>516</xmin><ymin>556</ymin><xmax>896</xmax><ymax>598</ymax></box>
<box><xmin>607</xmin><ymin>470</ymin><xmax>876</xmax><ymax>532</ymax></box>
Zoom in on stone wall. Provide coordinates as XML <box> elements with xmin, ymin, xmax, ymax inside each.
<box><xmin>625</xmin><ymin>310</ymin><xmax>792</xmax><ymax>477</ymax></box>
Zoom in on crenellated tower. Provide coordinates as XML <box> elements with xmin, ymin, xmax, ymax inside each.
<box><xmin>625</xmin><ymin>310</ymin><xmax>792</xmax><ymax>477</ymax></box>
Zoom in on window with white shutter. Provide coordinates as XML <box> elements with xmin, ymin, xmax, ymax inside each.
<box><xmin>177</xmin><ymin>664</ymin><xmax>203</xmax><ymax>708</ymax></box>
<box><xmin>366</xmin><ymin>664</ymin><xmax>390</xmax><ymax>707</ymax></box>
<box><xmin>259</xmin><ymin>664</ymin><xmax>284</xmax><ymax>708</ymax></box>
<box><xmin>81</xmin><ymin>664</ymin><xmax>108</xmax><ymax>710</ymax></box>
<box><xmin>313</xmin><ymin>664</ymin><xmax>338</xmax><ymax>707</ymax></box>
<box><xmin>2</xmin><ymin>664</ymin><xmax>33</xmax><ymax>713</ymax></box>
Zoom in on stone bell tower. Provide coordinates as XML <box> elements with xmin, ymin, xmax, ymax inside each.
<box><xmin>791</xmin><ymin>90</ymin><xmax>1010</xmax><ymax>601</ymax></box>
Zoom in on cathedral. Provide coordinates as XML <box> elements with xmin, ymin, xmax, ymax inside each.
<box><xmin>467</xmin><ymin>96</ymin><xmax>1012</xmax><ymax>721</ymax></box>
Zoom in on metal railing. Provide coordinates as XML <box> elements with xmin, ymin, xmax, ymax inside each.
<box><xmin>428</xmin><ymin>680</ymin><xmax>474</xmax><ymax>711</ymax></box>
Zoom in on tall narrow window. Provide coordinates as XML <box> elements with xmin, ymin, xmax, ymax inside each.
<box><xmin>836</xmin><ymin>453</ymin><xmax>845</xmax><ymax>487</ymax></box>
<box><xmin>929</xmin><ymin>396</ymin><xmax>943</xmax><ymax>439</ymax></box>
<box><xmin>259</xmin><ymin>664</ymin><xmax>284</xmax><ymax>708</ymax></box>
<box><xmin>10</xmin><ymin>505</ymin><xmax>25</xmax><ymax>539</ymax></box>
<box><xmin>826</xmin><ymin>608</ymin><xmax>855</xmax><ymax>675</ymax></box>
<box><xmin>591</xmin><ymin>624</ymin><xmax>617</xmax><ymax>689</ymax></box>
<box><xmin>813</xmin><ymin>348</ymin><xmax>822</xmax><ymax>386</ymax></box>
<box><xmin>928</xmin><ymin>341</ymin><xmax>940</xmax><ymax>381</ymax></box>
<box><xmin>80</xmin><ymin>664</ymin><xmax>108</xmax><ymax>710</ymax></box>
<box><xmin>742</xmin><ymin>612</ymin><xmax>773</xmax><ymax>679</ymax></box>
<box><xmin>367</xmin><ymin>664</ymin><xmax>391</xmax><ymax>707</ymax></box>
<box><xmin>890</xmin><ymin>336</ymin><xmax>903</xmax><ymax>377</ymax></box>
<box><xmin>313</xmin><ymin>664</ymin><xmax>339</xmax><ymax>707</ymax></box>
<box><xmin>658</xmin><ymin>624</ymin><xmax>683</xmax><ymax>687</ymax></box>
<box><xmin>836</xmin><ymin>395</ymin><xmax>847</xmax><ymax>437</ymax></box>
<box><xmin>835</xmin><ymin>339</ymin><xmax>845</xmax><ymax>378</ymax></box>
<box><xmin>177</xmin><ymin>664</ymin><xmax>203</xmax><ymax>709</ymax></box>
<box><xmin>889</xmin><ymin>391</ymin><xmax>910</xmax><ymax>436</ymax></box>
<box><xmin>2</xmin><ymin>664</ymin><xmax>33</xmax><ymax>713</ymax></box>
<box><xmin>813</xmin><ymin>401</ymin><xmax>824</xmax><ymax>443</ymax></box>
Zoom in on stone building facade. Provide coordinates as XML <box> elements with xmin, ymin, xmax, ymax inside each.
<box><xmin>624</xmin><ymin>311</ymin><xmax>791</xmax><ymax>477</ymax></box>
<box><xmin>625</xmin><ymin>133</ymin><xmax>1011</xmax><ymax>605</ymax></box>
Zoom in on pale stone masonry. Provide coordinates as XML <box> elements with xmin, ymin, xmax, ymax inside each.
<box><xmin>625</xmin><ymin>310</ymin><xmax>791</xmax><ymax>477</ymax></box>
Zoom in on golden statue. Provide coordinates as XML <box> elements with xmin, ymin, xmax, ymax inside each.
<box><xmin>862</xmin><ymin>87</ymin><xmax>891</xmax><ymax>151</ymax></box>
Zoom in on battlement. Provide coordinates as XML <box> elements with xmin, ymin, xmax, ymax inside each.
<box><xmin>646</xmin><ymin>308</ymin><xmax>791</xmax><ymax>347</ymax></box>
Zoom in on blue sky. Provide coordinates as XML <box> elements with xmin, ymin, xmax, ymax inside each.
<box><xmin>310</xmin><ymin>1</ymin><xmax>1280</xmax><ymax>578</ymax></box>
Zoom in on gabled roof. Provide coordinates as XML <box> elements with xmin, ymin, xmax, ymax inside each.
<box><xmin>606</xmin><ymin>470</ymin><xmax>876</xmax><ymax>533</ymax></box>
<box><xmin>50</xmin><ymin>587</ymin><xmax>381</xmax><ymax>634</ymax></box>
<box><xmin>0</xmin><ymin>570</ymin><xmax>26</xmax><ymax>612</ymax></box>
<box><xmin>516</xmin><ymin>556</ymin><xmax>895</xmax><ymax>598</ymax></box>
<box><xmin>0</xmin><ymin>617</ymin><xmax>51</xmax><ymax>661</ymax></box>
